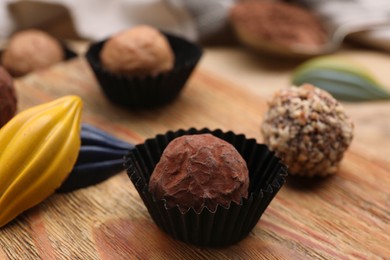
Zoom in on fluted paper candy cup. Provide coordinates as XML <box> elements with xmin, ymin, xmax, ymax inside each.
<box><xmin>125</xmin><ymin>128</ymin><xmax>288</xmax><ymax>247</ymax></box>
<box><xmin>86</xmin><ymin>32</ymin><xmax>203</xmax><ymax>108</ymax></box>
<box><xmin>62</xmin><ymin>43</ymin><xmax>78</xmax><ymax>60</ymax></box>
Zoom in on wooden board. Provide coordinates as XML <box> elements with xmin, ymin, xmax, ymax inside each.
<box><xmin>0</xmin><ymin>57</ymin><xmax>389</xmax><ymax>259</ymax></box>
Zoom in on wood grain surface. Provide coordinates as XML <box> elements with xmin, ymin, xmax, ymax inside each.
<box><xmin>0</xmin><ymin>56</ymin><xmax>389</xmax><ymax>259</ymax></box>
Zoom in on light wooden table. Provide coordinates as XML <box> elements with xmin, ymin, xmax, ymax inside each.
<box><xmin>0</xmin><ymin>43</ymin><xmax>389</xmax><ymax>259</ymax></box>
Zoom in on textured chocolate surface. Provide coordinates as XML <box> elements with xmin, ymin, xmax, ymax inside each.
<box><xmin>1</xmin><ymin>29</ymin><xmax>64</xmax><ymax>77</ymax></box>
<box><xmin>261</xmin><ymin>84</ymin><xmax>354</xmax><ymax>177</ymax></box>
<box><xmin>100</xmin><ymin>25</ymin><xmax>174</xmax><ymax>77</ymax></box>
<box><xmin>0</xmin><ymin>66</ymin><xmax>17</xmax><ymax>127</ymax></box>
<box><xmin>230</xmin><ymin>1</ymin><xmax>327</xmax><ymax>49</ymax></box>
<box><xmin>149</xmin><ymin>134</ymin><xmax>249</xmax><ymax>213</ymax></box>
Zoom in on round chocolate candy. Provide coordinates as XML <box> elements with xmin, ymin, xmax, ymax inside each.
<box><xmin>149</xmin><ymin>133</ymin><xmax>249</xmax><ymax>213</ymax></box>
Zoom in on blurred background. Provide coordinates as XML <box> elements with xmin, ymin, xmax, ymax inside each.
<box><xmin>1</xmin><ymin>0</ymin><xmax>390</xmax><ymax>52</ymax></box>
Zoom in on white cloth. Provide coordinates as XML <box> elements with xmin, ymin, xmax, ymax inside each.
<box><xmin>0</xmin><ymin>0</ymin><xmax>235</xmax><ymax>41</ymax></box>
<box><xmin>295</xmin><ymin>0</ymin><xmax>390</xmax><ymax>52</ymax></box>
<box><xmin>1</xmin><ymin>0</ymin><xmax>390</xmax><ymax>52</ymax></box>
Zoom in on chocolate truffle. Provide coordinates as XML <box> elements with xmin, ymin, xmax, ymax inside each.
<box><xmin>149</xmin><ymin>134</ymin><xmax>249</xmax><ymax>213</ymax></box>
<box><xmin>261</xmin><ymin>84</ymin><xmax>354</xmax><ymax>177</ymax></box>
<box><xmin>100</xmin><ymin>25</ymin><xmax>174</xmax><ymax>77</ymax></box>
<box><xmin>230</xmin><ymin>2</ymin><xmax>327</xmax><ymax>52</ymax></box>
<box><xmin>0</xmin><ymin>66</ymin><xmax>17</xmax><ymax>127</ymax></box>
<box><xmin>1</xmin><ymin>29</ymin><xmax>64</xmax><ymax>77</ymax></box>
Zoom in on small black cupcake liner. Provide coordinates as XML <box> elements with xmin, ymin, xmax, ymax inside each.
<box><xmin>62</xmin><ymin>42</ymin><xmax>78</xmax><ymax>60</ymax></box>
<box><xmin>85</xmin><ymin>32</ymin><xmax>203</xmax><ymax>108</ymax></box>
<box><xmin>124</xmin><ymin>128</ymin><xmax>288</xmax><ymax>247</ymax></box>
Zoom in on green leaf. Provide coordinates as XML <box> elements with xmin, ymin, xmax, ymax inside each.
<box><xmin>291</xmin><ymin>56</ymin><xmax>390</xmax><ymax>101</ymax></box>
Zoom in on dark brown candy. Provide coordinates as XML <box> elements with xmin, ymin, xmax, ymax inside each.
<box><xmin>0</xmin><ymin>66</ymin><xmax>17</xmax><ymax>127</ymax></box>
<box><xmin>149</xmin><ymin>134</ymin><xmax>249</xmax><ymax>213</ymax></box>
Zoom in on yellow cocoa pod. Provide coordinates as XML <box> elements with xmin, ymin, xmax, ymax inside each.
<box><xmin>0</xmin><ymin>96</ymin><xmax>82</xmax><ymax>227</ymax></box>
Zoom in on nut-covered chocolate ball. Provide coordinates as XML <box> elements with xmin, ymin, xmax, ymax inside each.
<box><xmin>0</xmin><ymin>66</ymin><xmax>17</xmax><ymax>127</ymax></box>
<box><xmin>149</xmin><ymin>134</ymin><xmax>249</xmax><ymax>213</ymax></box>
<box><xmin>1</xmin><ymin>29</ymin><xmax>64</xmax><ymax>77</ymax></box>
<box><xmin>100</xmin><ymin>25</ymin><xmax>174</xmax><ymax>77</ymax></box>
<box><xmin>261</xmin><ymin>84</ymin><xmax>354</xmax><ymax>177</ymax></box>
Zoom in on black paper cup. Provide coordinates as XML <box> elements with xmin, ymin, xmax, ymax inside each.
<box><xmin>62</xmin><ymin>43</ymin><xmax>78</xmax><ymax>60</ymax></box>
<box><xmin>124</xmin><ymin>128</ymin><xmax>288</xmax><ymax>247</ymax></box>
<box><xmin>85</xmin><ymin>32</ymin><xmax>203</xmax><ymax>108</ymax></box>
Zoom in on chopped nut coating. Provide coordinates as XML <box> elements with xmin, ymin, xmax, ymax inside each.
<box><xmin>261</xmin><ymin>84</ymin><xmax>354</xmax><ymax>177</ymax></box>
